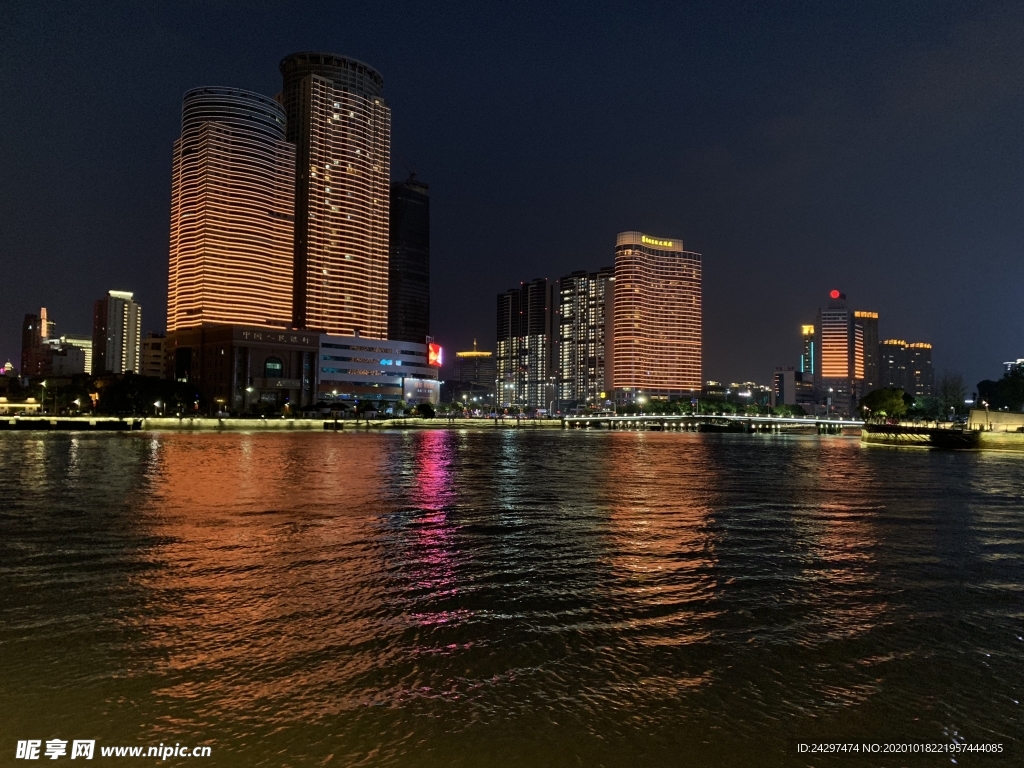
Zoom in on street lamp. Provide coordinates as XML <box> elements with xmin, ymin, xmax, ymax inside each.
<box><xmin>40</xmin><ymin>381</ymin><xmax>47</xmax><ymax>415</ymax></box>
<box><xmin>153</xmin><ymin>400</ymin><xmax>162</xmax><ymax>416</ymax></box>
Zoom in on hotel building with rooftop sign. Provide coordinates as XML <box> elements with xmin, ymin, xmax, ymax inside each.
<box><xmin>611</xmin><ymin>231</ymin><xmax>702</xmax><ymax>400</ymax></box>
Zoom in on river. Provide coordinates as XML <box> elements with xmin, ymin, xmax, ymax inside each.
<box><xmin>1</xmin><ymin>430</ymin><xmax>1021</xmax><ymax>766</ymax></box>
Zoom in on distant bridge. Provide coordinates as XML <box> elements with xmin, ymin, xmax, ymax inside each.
<box><xmin>562</xmin><ymin>414</ymin><xmax>863</xmax><ymax>433</ymax></box>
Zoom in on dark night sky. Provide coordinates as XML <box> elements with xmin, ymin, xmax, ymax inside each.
<box><xmin>2</xmin><ymin>1</ymin><xmax>1021</xmax><ymax>388</ymax></box>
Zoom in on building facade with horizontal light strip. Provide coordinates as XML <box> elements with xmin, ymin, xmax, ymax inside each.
<box><xmin>168</xmin><ymin>87</ymin><xmax>295</xmax><ymax>332</ymax></box>
<box><xmin>611</xmin><ymin>231</ymin><xmax>701</xmax><ymax>401</ymax></box>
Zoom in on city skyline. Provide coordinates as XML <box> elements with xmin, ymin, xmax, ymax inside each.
<box><xmin>1</xmin><ymin>2</ymin><xmax>1021</xmax><ymax>387</ymax></box>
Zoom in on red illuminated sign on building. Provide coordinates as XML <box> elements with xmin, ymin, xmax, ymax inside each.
<box><xmin>428</xmin><ymin>343</ymin><xmax>443</xmax><ymax>367</ymax></box>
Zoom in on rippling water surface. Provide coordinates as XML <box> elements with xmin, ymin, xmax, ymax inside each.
<box><xmin>1</xmin><ymin>430</ymin><xmax>1022</xmax><ymax>766</ymax></box>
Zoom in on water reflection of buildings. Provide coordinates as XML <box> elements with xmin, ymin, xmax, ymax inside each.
<box><xmin>601</xmin><ymin>433</ymin><xmax>721</xmax><ymax>649</ymax></box>
<box><xmin>135</xmin><ymin>433</ymin><xmax>396</xmax><ymax>721</ymax></box>
<box><xmin>775</xmin><ymin>437</ymin><xmax>888</xmax><ymax>704</ymax></box>
<box><xmin>403</xmin><ymin>430</ymin><xmax>461</xmax><ymax>600</ymax></box>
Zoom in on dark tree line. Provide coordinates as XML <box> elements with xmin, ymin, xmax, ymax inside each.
<box><xmin>16</xmin><ymin>373</ymin><xmax>205</xmax><ymax>416</ymax></box>
<box><xmin>978</xmin><ymin>368</ymin><xmax>1024</xmax><ymax>412</ymax></box>
<box><xmin>860</xmin><ymin>372</ymin><xmax>969</xmax><ymax>421</ymax></box>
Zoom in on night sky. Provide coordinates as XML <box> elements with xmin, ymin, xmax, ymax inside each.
<box><xmin>2</xmin><ymin>1</ymin><xmax>1021</xmax><ymax>388</ymax></box>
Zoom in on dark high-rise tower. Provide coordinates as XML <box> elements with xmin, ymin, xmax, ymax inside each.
<box><xmin>20</xmin><ymin>308</ymin><xmax>52</xmax><ymax>377</ymax></box>
<box><xmin>387</xmin><ymin>175</ymin><xmax>430</xmax><ymax>343</ymax></box>
<box><xmin>279</xmin><ymin>53</ymin><xmax>391</xmax><ymax>337</ymax></box>
<box><xmin>855</xmin><ymin>311</ymin><xmax>880</xmax><ymax>391</ymax></box>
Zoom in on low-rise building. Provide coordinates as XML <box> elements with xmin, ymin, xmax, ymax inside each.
<box><xmin>140</xmin><ymin>333</ymin><xmax>167</xmax><ymax>378</ymax></box>
<box><xmin>47</xmin><ymin>341</ymin><xmax>87</xmax><ymax>376</ymax></box>
<box><xmin>0</xmin><ymin>397</ymin><xmax>41</xmax><ymax>415</ymax></box>
<box><xmin>168</xmin><ymin>324</ymin><xmax>319</xmax><ymax>412</ymax></box>
<box><xmin>318</xmin><ymin>335</ymin><xmax>441</xmax><ymax>406</ymax></box>
<box><xmin>450</xmin><ymin>341</ymin><xmax>496</xmax><ymax>404</ymax></box>
<box><xmin>773</xmin><ymin>367</ymin><xmax>815</xmax><ymax>411</ymax></box>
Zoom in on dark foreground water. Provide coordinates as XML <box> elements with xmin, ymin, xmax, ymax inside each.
<box><xmin>1</xmin><ymin>430</ymin><xmax>1022</xmax><ymax>767</ymax></box>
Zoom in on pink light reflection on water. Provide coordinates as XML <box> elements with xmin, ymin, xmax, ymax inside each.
<box><xmin>407</xmin><ymin>431</ymin><xmax>464</xmax><ymax>616</ymax></box>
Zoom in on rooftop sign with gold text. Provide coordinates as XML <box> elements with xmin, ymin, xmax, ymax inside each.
<box><xmin>641</xmin><ymin>235</ymin><xmax>675</xmax><ymax>248</ymax></box>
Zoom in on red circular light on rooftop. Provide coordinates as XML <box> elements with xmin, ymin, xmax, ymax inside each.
<box><xmin>829</xmin><ymin>289</ymin><xmax>841</xmax><ymax>299</ymax></box>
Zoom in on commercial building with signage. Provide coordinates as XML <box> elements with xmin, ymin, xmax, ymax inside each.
<box><xmin>612</xmin><ymin>231</ymin><xmax>702</xmax><ymax>399</ymax></box>
<box><xmin>169</xmin><ymin>324</ymin><xmax>318</xmax><ymax>411</ymax></box>
<box><xmin>813</xmin><ymin>291</ymin><xmax>882</xmax><ymax>414</ymax></box>
<box><xmin>318</xmin><ymin>334</ymin><xmax>440</xmax><ymax>405</ymax></box>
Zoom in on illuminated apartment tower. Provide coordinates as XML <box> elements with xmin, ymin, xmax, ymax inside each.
<box><xmin>879</xmin><ymin>340</ymin><xmax>908</xmax><ymax>389</ymax></box>
<box><xmin>905</xmin><ymin>343</ymin><xmax>934</xmax><ymax>397</ymax></box>
<box><xmin>280</xmin><ymin>53</ymin><xmax>391</xmax><ymax>337</ymax></box>
<box><xmin>879</xmin><ymin>340</ymin><xmax>933</xmax><ymax>397</ymax></box>
<box><xmin>496</xmin><ymin>279</ymin><xmax>554</xmax><ymax>409</ymax></box>
<box><xmin>612</xmin><ymin>232</ymin><xmax>702</xmax><ymax>397</ymax></box>
<box><xmin>91</xmin><ymin>291</ymin><xmax>142</xmax><ymax>374</ymax></box>
<box><xmin>167</xmin><ymin>87</ymin><xmax>295</xmax><ymax>331</ymax></box>
<box><xmin>557</xmin><ymin>267</ymin><xmax>614</xmax><ymax>406</ymax></box>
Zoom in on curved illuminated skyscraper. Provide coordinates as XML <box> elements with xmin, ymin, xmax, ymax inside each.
<box><xmin>280</xmin><ymin>52</ymin><xmax>392</xmax><ymax>337</ymax></box>
<box><xmin>167</xmin><ymin>87</ymin><xmax>295</xmax><ymax>332</ymax></box>
<box><xmin>612</xmin><ymin>231</ymin><xmax>702</xmax><ymax>395</ymax></box>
